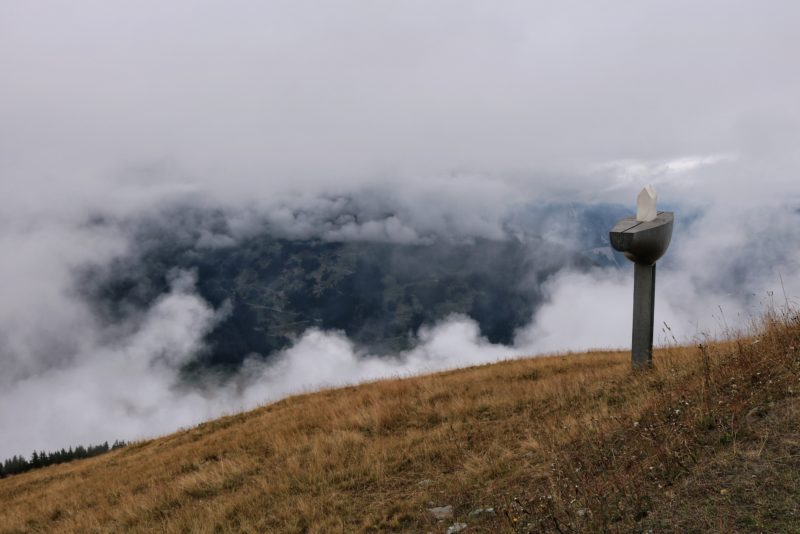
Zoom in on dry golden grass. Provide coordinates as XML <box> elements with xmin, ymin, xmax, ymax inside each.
<box><xmin>1</xmin><ymin>312</ymin><xmax>798</xmax><ymax>533</ymax></box>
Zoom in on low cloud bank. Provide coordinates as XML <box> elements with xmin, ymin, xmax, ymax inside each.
<box><xmin>0</xmin><ymin>269</ymin><xmax>516</xmax><ymax>458</ymax></box>
<box><xmin>1</xmin><ymin>199</ymin><xmax>799</xmax><ymax>459</ymax></box>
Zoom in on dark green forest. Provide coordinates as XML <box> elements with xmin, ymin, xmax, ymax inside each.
<box><xmin>0</xmin><ymin>440</ymin><xmax>127</xmax><ymax>478</ymax></box>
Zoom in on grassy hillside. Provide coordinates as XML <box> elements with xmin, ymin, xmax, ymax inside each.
<box><xmin>1</xmin><ymin>312</ymin><xmax>798</xmax><ymax>533</ymax></box>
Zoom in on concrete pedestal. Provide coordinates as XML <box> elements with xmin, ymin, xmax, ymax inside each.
<box><xmin>632</xmin><ymin>263</ymin><xmax>656</xmax><ymax>369</ymax></box>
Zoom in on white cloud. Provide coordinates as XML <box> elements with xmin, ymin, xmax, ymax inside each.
<box><xmin>598</xmin><ymin>153</ymin><xmax>739</xmax><ymax>193</ymax></box>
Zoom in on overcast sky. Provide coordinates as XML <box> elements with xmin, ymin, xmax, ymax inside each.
<box><xmin>2</xmin><ymin>0</ymin><xmax>799</xmax><ymax>216</ymax></box>
<box><xmin>1</xmin><ymin>1</ymin><xmax>800</xmax><ymax>457</ymax></box>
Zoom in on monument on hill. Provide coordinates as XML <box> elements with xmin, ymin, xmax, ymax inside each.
<box><xmin>609</xmin><ymin>186</ymin><xmax>674</xmax><ymax>369</ymax></box>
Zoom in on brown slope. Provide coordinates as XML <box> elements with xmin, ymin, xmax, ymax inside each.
<box><xmin>0</xmin><ymin>313</ymin><xmax>798</xmax><ymax>533</ymax></box>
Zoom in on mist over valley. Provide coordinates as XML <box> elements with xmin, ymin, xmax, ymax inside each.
<box><xmin>79</xmin><ymin>202</ymin><xmax>622</xmax><ymax>371</ymax></box>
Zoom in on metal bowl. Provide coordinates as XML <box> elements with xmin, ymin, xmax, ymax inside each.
<box><xmin>609</xmin><ymin>212</ymin><xmax>674</xmax><ymax>265</ymax></box>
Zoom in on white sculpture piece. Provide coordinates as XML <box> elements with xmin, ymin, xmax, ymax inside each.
<box><xmin>636</xmin><ymin>185</ymin><xmax>658</xmax><ymax>222</ymax></box>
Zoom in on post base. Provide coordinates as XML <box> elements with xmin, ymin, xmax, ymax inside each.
<box><xmin>632</xmin><ymin>263</ymin><xmax>656</xmax><ymax>369</ymax></box>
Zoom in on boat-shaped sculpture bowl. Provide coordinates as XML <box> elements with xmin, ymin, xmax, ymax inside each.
<box><xmin>609</xmin><ymin>211</ymin><xmax>674</xmax><ymax>265</ymax></box>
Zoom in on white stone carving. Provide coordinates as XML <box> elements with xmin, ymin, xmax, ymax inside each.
<box><xmin>636</xmin><ymin>185</ymin><xmax>658</xmax><ymax>222</ymax></box>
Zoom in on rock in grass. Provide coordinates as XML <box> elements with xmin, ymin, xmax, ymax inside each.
<box><xmin>428</xmin><ymin>505</ymin><xmax>453</xmax><ymax>520</ymax></box>
<box><xmin>447</xmin><ymin>522</ymin><xmax>468</xmax><ymax>533</ymax></box>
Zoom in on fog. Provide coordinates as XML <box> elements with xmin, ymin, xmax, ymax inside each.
<box><xmin>1</xmin><ymin>1</ymin><xmax>799</xmax><ymax>458</ymax></box>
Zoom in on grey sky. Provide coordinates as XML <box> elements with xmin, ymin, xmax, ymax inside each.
<box><xmin>2</xmin><ymin>1</ymin><xmax>799</xmax><ymax>216</ymax></box>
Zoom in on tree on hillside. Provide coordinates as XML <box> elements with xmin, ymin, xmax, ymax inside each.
<box><xmin>1</xmin><ymin>439</ymin><xmax>128</xmax><ymax>478</ymax></box>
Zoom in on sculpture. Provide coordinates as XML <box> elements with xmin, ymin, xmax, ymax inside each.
<box><xmin>609</xmin><ymin>186</ymin><xmax>674</xmax><ymax>368</ymax></box>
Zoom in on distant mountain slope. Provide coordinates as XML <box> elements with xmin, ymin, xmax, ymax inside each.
<box><xmin>80</xmin><ymin>204</ymin><xmax>625</xmax><ymax>368</ymax></box>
